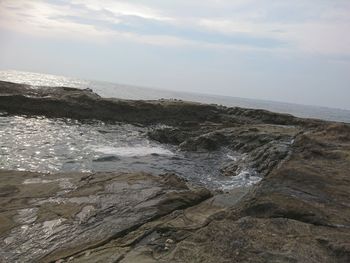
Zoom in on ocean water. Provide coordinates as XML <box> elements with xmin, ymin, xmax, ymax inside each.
<box><xmin>0</xmin><ymin>70</ymin><xmax>349</xmax><ymax>123</ymax></box>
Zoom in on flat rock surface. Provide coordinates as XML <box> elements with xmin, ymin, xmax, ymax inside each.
<box><xmin>0</xmin><ymin>171</ymin><xmax>210</xmax><ymax>262</ymax></box>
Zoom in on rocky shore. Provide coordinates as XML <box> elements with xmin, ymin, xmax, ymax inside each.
<box><xmin>0</xmin><ymin>80</ymin><xmax>349</xmax><ymax>262</ymax></box>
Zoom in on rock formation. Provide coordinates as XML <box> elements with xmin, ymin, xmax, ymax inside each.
<box><xmin>0</xmin><ymin>81</ymin><xmax>349</xmax><ymax>262</ymax></box>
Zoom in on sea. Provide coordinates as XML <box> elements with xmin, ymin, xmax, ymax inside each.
<box><xmin>0</xmin><ymin>70</ymin><xmax>348</xmax><ymax>190</ymax></box>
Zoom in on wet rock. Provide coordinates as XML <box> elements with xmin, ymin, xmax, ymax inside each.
<box><xmin>240</xmin><ymin>129</ymin><xmax>350</xmax><ymax>228</ymax></box>
<box><xmin>100</xmin><ymin>125</ymin><xmax>350</xmax><ymax>262</ymax></box>
<box><xmin>0</xmin><ymin>171</ymin><xmax>211</xmax><ymax>262</ymax></box>
<box><xmin>148</xmin><ymin>128</ymin><xmax>190</xmax><ymax>145</ymax></box>
<box><xmin>67</xmin><ymin>188</ymin><xmax>251</xmax><ymax>263</ymax></box>
<box><xmin>165</xmin><ymin>238</ymin><xmax>174</xmax><ymax>244</ymax></box>
<box><xmin>164</xmin><ymin>217</ymin><xmax>350</xmax><ymax>263</ymax></box>
<box><xmin>220</xmin><ymin>163</ymin><xmax>239</xmax><ymax>176</ymax></box>
<box><xmin>179</xmin><ymin>132</ymin><xmax>229</xmax><ymax>151</ymax></box>
<box><xmin>1</xmin><ymin>80</ymin><xmax>350</xmax><ymax>262</ymax></box>
<box><xmin>0</xmin><ymin>80</ymin><xmax>323</xmax><ymax>127</ymax></box>
<box><xmin>92</xmin><ymin>155</ymin><xmax>120</xmax><ymax>162</ymax></box>
<box><xmin>0</xmin><ymin>81</ymin><xmax>227</xmax><ymax>126</ymax></box>
<box><xmin>153</xmin><ymin>124</ymin><xmax>300</xmax><ymax>177</ymax></box>
<box><xmin>68</xmin><ymin>124</ymin><xmax>350</xmax><ymax>263</ymax></box>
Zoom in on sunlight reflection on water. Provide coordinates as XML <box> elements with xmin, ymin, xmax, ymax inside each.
<box><xmin>0</xmin><ymin>115</ymin><xmax>260</xmax><ymax>190</ymax></box>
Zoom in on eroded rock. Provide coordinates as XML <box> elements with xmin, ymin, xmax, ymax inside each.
<box><xmin>0</xmin><ymin>171</ymin><xmax>210</xmax><ymax>262</ymax></box>
<box><xmin>1</xmin><ymin>81</ymin><xmax>350</xmax><ymax>263</ymax></box>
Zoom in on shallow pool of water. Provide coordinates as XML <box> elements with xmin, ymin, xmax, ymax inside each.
<box><xmin>0</xmin><ymin>115</ymin><xmax>260</xmax><ymax>190</ymax></box>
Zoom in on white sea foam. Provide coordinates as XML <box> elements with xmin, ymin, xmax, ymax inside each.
<box><xmin>220</xmin><ymin>169</ymin><xmax>262</xmax><ymax>191</ymax></box>
<box><xmin>94</xmin><ymin>146</ymin><xmax>174</xmax><ymax>157</ymax></box>
<box><xmin>226</xmin><ymin>154</ymin><xmax>237</xmax><ymax>161</ymax></box>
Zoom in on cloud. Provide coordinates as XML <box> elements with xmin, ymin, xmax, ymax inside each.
<box><xmin>0</xmin><ymin>0</ymin><xmax>112</xmax><ymax>40</ymax></box>
<box><xmin>70</xmin><ymin>0</ymin><xmax>172</xmax><ymax>21</ymax></box>
<box><xmin>283</xmin><ymin>22</ymin><xmax>350</xmax><ymax>56</ymax></box>
<box><xmin>0</xmin><ymin>0</ymin><xmax>349</xmax><ymax>55</ymax></box>
<box><xmin>196</xmin><ymin>18</ymin><xmax>350</xmax><ymax>56</ymax></box>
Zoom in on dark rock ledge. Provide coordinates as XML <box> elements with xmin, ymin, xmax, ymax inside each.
<box><xmin>0</xmin><ymin>81</ymin><xmax>350</xmax><ymax>262</ymax></box>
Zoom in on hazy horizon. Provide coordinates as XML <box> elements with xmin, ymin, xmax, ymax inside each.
<box><xmin>2</xmin><ymin>68</ymin><xmax>350</xmax><ymax>113</ymax></box>
<box><xmin>1</xmin><ymin>0</ymin><xmax>349</xmax><ymax>110</ymax></box>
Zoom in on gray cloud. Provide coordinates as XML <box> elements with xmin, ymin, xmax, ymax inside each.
<box><xmin>1</xmin><ymin>0</ymin><xmax>349</xmax><ymax>54</ymax></box>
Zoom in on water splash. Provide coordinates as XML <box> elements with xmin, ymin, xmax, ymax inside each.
<box><xmin>93</xmin><ymin>145</ymin><xmax>174</xmax><ymax>157</ymax></box>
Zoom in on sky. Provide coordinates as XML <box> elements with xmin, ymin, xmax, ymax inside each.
<box><xmin>0</xmin><ymin>0</ymin><xmax>349</xmax><ymax>110</ymax></box>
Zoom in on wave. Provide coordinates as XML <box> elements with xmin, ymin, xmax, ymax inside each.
<box><xmin>93</xmin><ymin>146</ymin><xmax>174</xmax><ymax>157</ymax></box>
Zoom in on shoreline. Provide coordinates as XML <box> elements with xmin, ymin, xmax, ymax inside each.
<box><xmin>0</xmin><ymin>80</ymin><xmax>349</xmax><ymax>262</ymax></box>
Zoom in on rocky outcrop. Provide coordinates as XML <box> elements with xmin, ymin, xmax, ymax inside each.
<box><xmin>0</xmin><ymin>81</ymin><xmax>228</xmax><ymax>126</ymax></box>
<box><xmin>149</xmin><ymin>124</ymin><xmax>300</xmax><ymax>177</ymax></box>
<box><xmin>0</xmin><ymin>171</ymin><xmax>210</xmax><ymax>262</ymax></box>
<box><xmin>169</xmin><ymin>124</ymin><xmax>350</xmax><ymax>263</ymax></box>
<box><xmin>63</xmin><ymin>123</ymin><xmax>350</xmax><ymax>263</ymax></box>
<box><xmin>0</xmin><ymin>81</ymin><xmax>349</xmax><ymax>262</ymax></box>
<box><xmin>0</xmin><ymin>80</ymin><xmax>323</xmax><ymax>127</ymax></box>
